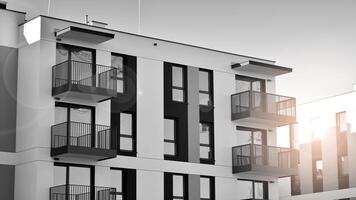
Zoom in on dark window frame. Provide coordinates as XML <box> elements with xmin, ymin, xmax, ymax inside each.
<box><xmin>199</xmin><ymin>122</ymin><xmax>215</xmax><ymax>164</ymax></box>
<box><xmin>54</xmin><ymin>162</ymin><xmax>95</xmax><ymax>187</ymax></box>
<box><xmin>235</xmin><ymin>74</ymin><xmax>266</xmax><ymax>93</ymax></box>
<box><xmin>200</xmin><ymin>176</ymin><xmax>215</xmax><ymax>200</ymax></box>
<box><xmin>171</xmin><ymin>64</ymin><xmax>187</xmax><ymax>103</ymax></box>
<box><xmin>110</xmin><ymin>167</ymin><xmax>137</xmax><ymax>200</ymax></box>
<box><xmin>199</xmin><ymin>69</ymin><xmax>214</xmax><ymax>107</ymax></box>
<box><xmin>111</xmin><ymin>53</ymin><xmax>126</xmax><ymax>94</ymax></box>
<box><xmin>118</xmin><ymin>112</ymin><xmax>136</xmax><ymax>153</ymax></box>
<box><xmin>238</xmin><ymin>179</ymin><xmax>268</xmax><ymax>200</ymax></box>
<box><xmin>164</xmin><ymin>172</ymin><xmax>188</xmax><ymax>200</ymax></box>
<box><xmin>164</xmin><ymin>117</ymin><xmax>178</xmax><ymax>158</ymax></box>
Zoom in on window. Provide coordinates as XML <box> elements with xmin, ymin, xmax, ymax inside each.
<box><xmin>164</xmin><ymin>118</ymin><xmax>176</xmax><ymax>156</ymax></box>
<box><xmin>172</xmin><ymin>66</ymin><xmax>186</xmax><ymax>102</ymax></box>
<box><xmin>110</xmin><ymin>168</ymin><xmax>137</xmax><ymax>200</ymax></box>
<box><xmin>200</xmin><ymin>123</ymin><xmax>214</xmax><ymax>163</ymax></box>
<box><xmin>239</xmin><ymin>179</ymin><xmax>268</xmax><ymax>200</ymax></box>
<box><xmin>336</xmin><ymin>112</ymin><xmax>347</xmax><ymax>133</ymax></box>
<box><xmin>165</xmin><ymin>173</ymin><xmax>187</xmax><ymax>200</ymax></box>
<box><xmin>339</xmin><ymin>155</ymin><xmax>349</xmax><ymax>176</ymax></box>
<box><xmin>111</xmin><ymin>54</ymin><xmax>124</xmax><ymax>93</ymax></box>
<box><xmin>119</xmin><ymin>113</ymin><xmax>134</xmax><ymax>151</ymax></box>
<box><xmin>199</xmin><ymin>69</ymin><xmax>213</xmax><ymax>106</ymax></box>
<box><xmin>315</xmin><ymin>160</ymin><xmax>323</xmax><ymax>180</ymax></box>
<box><xmin>236</xmin><ymin>75</ymin><xmax>265</xmax><ymax>93</ymax></box>
<box><xmin>200</xmin><ymin>176</ymin><xmax>215</xmax><ymax>200</ymax></box>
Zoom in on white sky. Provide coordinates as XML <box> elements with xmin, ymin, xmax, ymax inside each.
<box><xmin>7</xmin><ymin>0</ymin><xmax>356</xmax><ymax>103</ymax></box>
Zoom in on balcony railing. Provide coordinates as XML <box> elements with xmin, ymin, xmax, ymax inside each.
<box><xmin>232</xmin><ymin>144</ymin><xmax>298</xmax><ymax>176</ymax></box>
<box><xmin>50</xmin><ymin>184</ymin><xmax>116</xmax><ymax>200</ymax></box>
<box><xmin>52</xmin><ymin>60</ymin><xmax>117</xmax><ymax>101</ymax></box>
<box><xmin>51</xmin><ymin>122</ymin><xmax>117</xmax><ymax>160</ymax></box>
<box><xmin>231</xmin><ymin>90</ymin><xmax>296</xmax><ymax>126</ymax></box>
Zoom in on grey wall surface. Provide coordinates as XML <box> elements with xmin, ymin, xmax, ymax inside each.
<box><xmin>0</xmin><ymin>164</ymin><xmax>15</xmax><ymax>200</ymax></box>
<box><xmin>188</xmin><ymin>174</ymin><xmax>200</xmax><ymax>200</ymax></box>
<box><xmin>187</xmin><ymin>66</ymin><xmax>200</xmax><ymax>163</ymax></box>
<box><xmin>0</xmin><ymin>46</ymin><xmax>17</xmax><ymax>152</ymax></box>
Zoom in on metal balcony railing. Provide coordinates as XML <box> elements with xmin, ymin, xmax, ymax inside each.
<box><xmin>52</xmin><ymin>60</ymin><xmax>117</xmax><ymax>91</ymax></box>
<box><xmin>51</xmin><ymin>122</ymin><xmax>115</xmax><ymax>150</ymax></box>
<box><xmin>49</xmin><ymin>184</ymin><xmax>116</xmax><ymax>200</ymax></box>
<box><xmin>231</xmin><ymin>90</ymin><xmax>296</xmax><ymax>120</ymax></box>
<box><xmin>232</xmin><ymin>144</ymin><xmax>296</xmax><ymax>169</ymax></box>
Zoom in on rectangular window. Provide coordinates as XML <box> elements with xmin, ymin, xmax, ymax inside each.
<box><xmin>200</xmin><ymin>123</ymin><xmax>214</xmax><ymax>163</ymax></box>
<box><xmin>165</xmin><ymin>173</ymin><xmax>187</xmax><ymax>200</ymax></box>
<box><xmin>111</xmin><ymin>54</ymin><xmax>125</xmax><ymax>93</ymax></box>
<box><xmin>164</xmin><ymin>118</ymin><xmax>177</xmax><ymax>156</ymax></box>
<box><xmin>239</xmin><ymin>179</ymin><xmax>268</xmax><ymax>200</ymax></box>
<box><xmin>315</xmin><ymin>160</ymin><xmax>323</xmax><ymax>180</ymax></box>
<box><xmin>119</xmin><ymin>113</ymin><xmax>134</xmax><ymax>151</ymax></box>
<box><xmin>336</xmin><ymin>111</ymin><xmax>347</xmax><ymax>133</ymax></box>
<box><xmin>110</xmin><ymin>168</ymin><xmax>137</xmax><ymax>200</ymax></box>
<box><xmin>200</xmin><ymin>176</ymin><xmax>215</xmax><ymax>200</ymax></box>
<box><xmin>172</xmin><ymin>66</ymin><xmax>186</xmax><ymax>102</ymax></box>
<box><xmin>199</xmin><ymin>69</ymin><xmax>213</xmax><ymax>106</ymax></box>
<box><xmin>339</xmin><ymin>155</ymin><xmax>348</xmax><ymax>175</ymax></box>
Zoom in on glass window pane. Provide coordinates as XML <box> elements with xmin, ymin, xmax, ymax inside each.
<box><xmin>110</xmin><ymin>169</ymin><xmax>122</xmax><ymax>193</ymax></box>
<box><xmin>172</xmin><ymin>66</ymin><xmax>183</xmax><ymax>87</ymax></box>
<box><xmin>54</xmin><ymin>166</ymin><xmax>66</xmax><ymax>186</ymax></box>
<box><xmin>338</xmin><ymin>112</ymin><xmax>347</xmax><ymax>132</ymax></box>
<box><xmin>172</xmin><ymin>89</ymin><xmax>184</xmax><ymax>102</ymax></box>
<box><xmin>55</xmin><ymin>106</ymin><xmax>67</xmax><ymax>124</ymax></box>
<box><xmin>200</xmin><ymin>123</ymin><xmax>210</xmax><ymax>145</ymax></box>
<box><xmin>199</xmin><ymin>70</ymin><xmax>209</xmax><ymax>92</ymax></box>
<box><xmin>120</xmin><ymin>137</ymin><xmax>133</xmax><ymax>151</ymax></box>
<box><xmin>164</xmin><ymin>142</ymin><xmax>175</xmax><ymax>156</ymax></box>
<box><xmin>200</xmin><ymin>146</ymin><xmax>210</xmax><ymax>160</ymax></box>
<box><xmin>71</xmin><ymin>48</ymin><xmax>93</xmax><ymax>63</ymax></box>
<box><xmin>199</xmin><ymin>93</ymin><xmax>211</xmax><ymax>106</ymax></box>
<box><xmin>173</xmin><ymin>175</ymin><xmax>184</xmax><ymax>197</ymax></box>
<box><xmin>200</xmin><ymin>177</ymin><xmax>210</xmax><ymax>199</ymax></box>
<box><xmin>254</xmin><ymin>182</ymin><xmax>264</xmax><ymax>199</ymax></box>
<box><xmin>70</xmin><ymin>108</ymin><xmax>91</xmax><ymax>124</ymax></box>
<box><xmin>69</xmin><ymin>166</ymin><xmax>90</xmax><ymax>185</ymax></box>
<box><xmin>117</xmin><ymin>80</ymin><xmax>124</xmax><ymax>93</ymax></box>
<box><xmin>56</xmin><ymin>44</ymin><xmax>69</xmax><ymax>64</ymax></box>
<box><xmin>252</xmin><ymin>81</ymin><xmax>261</xmax><ymax>92</ymax></box>
<box><xmin>164</xmin><ymin>119</ymin><xmax>175</xmax><ymax>140</ymax></box>
<box><xmin>316</xmin><ymin>160</ymin><xmax>323</xmax><ymax>180</ymax></box>
<box><xmin>341</xmin><ymin>156</ymin><xmax>349</xmax><ymax>175</ymax></box>
<box><xmin>120</xmin><ymin>113</ymin><xmax>132</xmax><ymax>135</ymax></box>
<box><xmin>238</xmin><ymin>180</ymin><xmax>253</xmax><ymax>199</ymax></box>
<box><xmin>236</xmin><ymin>80</ymin><xmax>251</xmax><ymax>93</ymax></box>
<box><xmin>111</xmin><ymin>55</ymin><xmax>124</xmax><ymax>78</ymax></box>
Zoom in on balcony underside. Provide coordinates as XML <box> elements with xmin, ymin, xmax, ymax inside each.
<box><xmin>233</xmin><ymin>164</ymin><xmax>298</xmax><ymax>178</ymax></box>
<box><xmin>51</xmin><ymin>145</ymin><xmax>117</xmax><ymax>161</ymax></box>
<box><xmin>52</xmin><ymin>84</ymin><xmax>117</xmax><ymax>102</ymax></box>
<box><xmin>55</xmin><ymin>26</ymin><xmax>115</xmax><ymax>44</ymax></box>
<box><xmin>232</xmin><ymin>111</ymin><xmax>296</xmax><ymax>127</ymax></box>
<box><xmin>231</xmin><ymin>60</ymin><xmax>292</xmax><ymax>76</ymax></box>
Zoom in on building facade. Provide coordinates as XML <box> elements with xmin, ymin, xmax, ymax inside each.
<box><xmin>282</xmin><ymin>91</ymin><xmax>356</xmax><ymax>200</ymax></box>
<box><xmin>0</xmin><ymin>4</ymin><xmax>297</xmax><ymax>200</ymax></box>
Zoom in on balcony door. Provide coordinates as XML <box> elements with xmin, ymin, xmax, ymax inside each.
<box><xmin>56</xmin><ymin>43</ymin><xmax>96</xmax><ymax>86</ymax></box>
<box><xmin>236</xmin><ymin>75</ymin><xmax>266</xmax><ymax>112</ymax></box>
<box><xmin>55</xmin><ymin>102</ymin><xmax>95</xmax><ymax>148</ymax></box>
<box><xmin>53</xmin><ymin>163</ymin><xmax>94</xmax><ymax>200</ymax></box>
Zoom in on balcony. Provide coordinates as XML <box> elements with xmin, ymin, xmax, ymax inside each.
<box><xmin>50</xmin><ymin>184</ymin><xmax>116</xmax><ymax>200</ymax></box>
<box><xmin>231</xmin><ymin>91</ymin><xmax>296</xmax><ymax>127</ymax></box>
<box><xmin>51</xmin><ymin>122</ymin><xmax>117</xmax><ymax>161</ymax></box>
<box><xmin>232</xmin><ymin>144</ymin><xmax>298</xmax><ymax>178</ymax></box>
<box><xmin>52</xmin><ymin>60</ymin><xmax>118</xmax><ymax>102</ymax></box>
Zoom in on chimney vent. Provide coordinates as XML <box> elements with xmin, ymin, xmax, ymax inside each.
<box><xmin>0</xmin><ymin>1</ymin><xmax>7</xmax><ymax>9</ymax></box>
<box><xmin>84</xmin><ymin>15</ymin><xmax>89</xmax><ymax>25</ymax></box>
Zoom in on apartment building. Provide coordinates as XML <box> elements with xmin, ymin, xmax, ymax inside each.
<box><xmin>0</xmin><ymin>3</ymin><xmax>297</xmax><ymax>200</ymax></box>
<box><xmin>281</xmin><ymin>90</ymin><xmax>356</xmax><ymax>200</ymax></box>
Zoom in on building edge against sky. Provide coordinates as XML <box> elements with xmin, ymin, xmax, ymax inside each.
<box><xmin>0</xmin><ymin>3</ymin><xmax>300</xmax><ymax>200</ymax></box>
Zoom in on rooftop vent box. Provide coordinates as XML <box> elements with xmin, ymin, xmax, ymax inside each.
<box><xmin>0</xmin><ymin>1</ymin><xmax>7</xmax><ymax>9</ymax></box>
<box><xmin>89</xmin><ymin>20</ymin><xmax>108</xmax><ymax>28</ymax></box>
